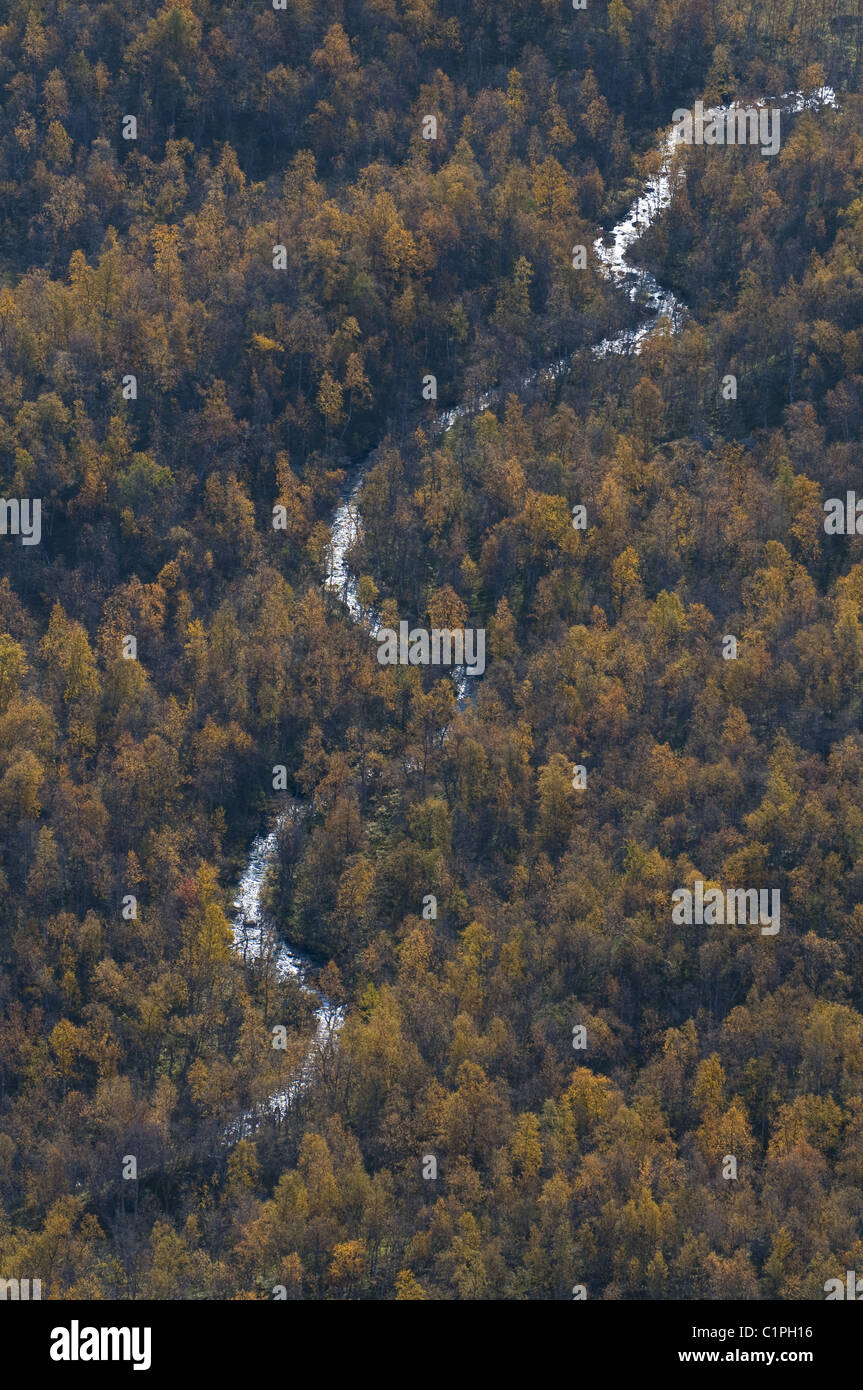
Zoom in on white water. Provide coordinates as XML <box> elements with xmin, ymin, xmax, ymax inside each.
<box><xmin>592</xmin><ymin>85</ymin><xmax>835</xmax><ymax>355</ymax></box>
<box><xmin>226</xmin><ymin>814</ymin><xmax>344</xmax><ymax>1139</ymax></box>
<box><xmin>591</xmin><ymin>125</ymin><xmax>683</xmax><ymax>355</ymax></box>
<box><xmin>228</xmin><ymin>87</ymin><xmax>835</xmax><ymax>1131</ymax></box>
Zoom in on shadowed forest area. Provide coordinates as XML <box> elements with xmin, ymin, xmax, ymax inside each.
<box><xmin>2</xmin><ymin>0</ymin><xmax>863</xmax><ymax>1300</ymax></box>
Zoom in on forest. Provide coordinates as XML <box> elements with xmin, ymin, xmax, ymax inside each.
<box><xmin>2</xmin><ymin>0</ymin><xmax>863</xmax><ymax>1301</ymax></box>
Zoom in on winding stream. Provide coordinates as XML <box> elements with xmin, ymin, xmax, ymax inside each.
<box><xmin>226</xmin><ymin>813</ymin><xmax>343</xmax><ymax>1138</ymax></box>
<box><xmin>228</xmin><ymin>87</ymin><xmax>835</xmax><ymax>1134</ymax></box>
